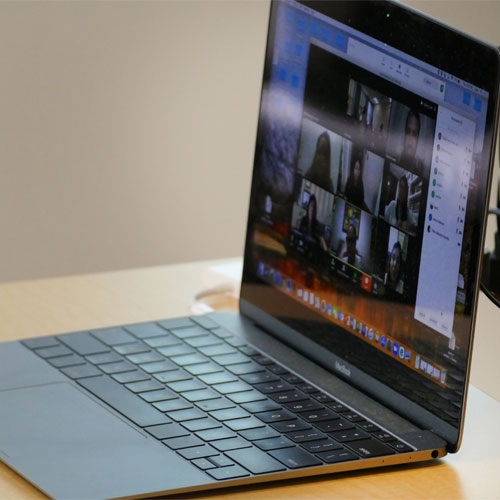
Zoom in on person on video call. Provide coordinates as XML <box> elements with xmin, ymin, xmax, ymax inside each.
<box><xmin>385</xmin><ymin>241</ymin><xmax>404</xmax><ymax>295</ymax></box>
<box><xmin>344</xmin><ymin>151</ymin><xmax>369</xmax><ymax>211</ymax></box>
<box><xmin>401</xmin><ymin>109</ymin><xmax>423</xmax><ymax>174</ymax></box>
<box><xmin>305</xmin><ymin>132</ymin><xmax>334</xmax><ymax>192</ymax></box>
<box><xmin>384</xmin><ymin>175</ymin><xmax>412</xmax><ymax>231</ymax></box>
<box><xmin>299</xmin><ymin>194</ymin><xmax>327</xmax><ymax>250</ymax></box>
<box><xmin>342</xmin><ymin>223</ymin><xmax>363</xmax><ymax>268</ymax></box>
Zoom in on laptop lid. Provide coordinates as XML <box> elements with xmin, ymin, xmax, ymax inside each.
<box><xmin>240</xmin><ymin>0</ymin><xmax>500</xmax><ymax>452</ymax></box>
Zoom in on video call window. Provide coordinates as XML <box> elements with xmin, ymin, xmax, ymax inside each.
<box><xmin>380</xmin><ymin>163</ymin><xmax>423</xmax><ymax>236</ymax></box>
<box><xmin>346</xmin><ymin>79</ymin><xmax>392</xmax><ymax>149</ymax></box>
<box><xmin>291</xmin><ymin>178</ymin><xmax>335</xmax><ymax>253</ymax></box>
<box><xmin>337</xmin><ymin>145</ymin><xmax>384</xmax><ymax>215</ymax></box>
<box><xmin>386</xmin><ymin>102</ymin><xmax>436</xmax><ymax>178</ymax></box>
<box><xmin>330</xmin><ymin>197</ymin><xmax>374</xmax><ymax>274</ymax></box>
<box><xmin>297</xmin><ymin>117</ymin><xmax>342</xmax><ymax>194</ymax></box>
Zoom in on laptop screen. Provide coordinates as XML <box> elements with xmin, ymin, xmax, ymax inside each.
<box><xmin>242</xmin><ymin>0</ymin><xmax>498</xmax><ymax>438</ymax></box>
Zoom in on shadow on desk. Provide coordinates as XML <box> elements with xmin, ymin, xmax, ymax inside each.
<box><xmin>176</xmin><ymin>459</ymin><xmax>460</xmax><ymax>500</ymax></box>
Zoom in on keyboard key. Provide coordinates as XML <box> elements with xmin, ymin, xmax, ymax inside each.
<box><xmin>199</xmin><ymin>372</ymin><xmax>238</xmax><ymax>385</ymax></box>
<box><xmin>330</xmin><ymin>429</ymin><xmax>370</xmax><ymax>442</ymax></box>
<box><xmin>301</xmin><ymin>438</ymin><xmax>342</xmax><ymax>453</ymax></box>
<box><xmin>212</xmin><ymin>353</ymin><xmax>251</xmax><ymax>366</ymax></box>
<box><xmin>346</xmin><ymin>439</ymin><xmax>395</xmax><ymax>458</ymax></box>
<box><xmin>167</xmin><ymin>379</ymin><xmax>205</xmax><ymax>393</ymax></box>
<box><xmin>92</xmin><ymin>327</ymin><xmax>135</xmax><ymax>346</ymax></box>
<box><xmin>312</xmin><ymin>393</ymin><xmax>334</xmax><ymax>404</ymax></box>
<box><xmin>282</xmin><ymin>374</ymin><xmax>304</xmax><ymax>384</ymax></box>
<box><xmin>358</xmin><ymin>421</ymin><xmax>381</xmax><ymax>433</ymax></box>
<box><xmin>192</xmin><ymin>458</ymin><xmax>216</xmax><ymax>470</ymax></box>
<box><xmin>171</xmin><ymin>326</ymin><xmax>208</xmax><ymax>339</ymax></box>
<box><xmin>153</xmin><ymin>370</ymin><xmax>191</xmax><ymax>383</ymax></box>
<box><xmin>48</xmin><ymin>354</ymin><xmax>85</xmax><ymax>368</ymax></box>
<box><xmin>267</xmin><ymin>365</ymin><xmax>289</xmax><ymax>375</ymax></box>
<box><xmin>157</xmin><ymin>345</ymin><xmax>194</xmax><ymax>358</ymax></box>
<box><xmin>196</xmin><ymin>427</ymin><xmax>236</xmax><ymax>442</ymax></box>
<box><xmin>212</xmin><ymin>381</ymin><xmax>252</xmax><ymax>395</ymax></box>
<box><xmin>182</xmin><ymin>389</ymin><xmax>220</xmax><ymax>402</ymax></box>
<box><xmin>287</xmin><ymin>430</ymin><xmax>326</xmax><ymax>443</ymax></box>
<box><xmin>271</xmin><ymin>420</ymin><xmax>311</xmax><ymax>433</ymax></box>
<box><xmin>269</xmin><ymin>447</ymin><xmax>321</xmax><ymax>469</ymax></box>
<box><xmin>164</xmin><ymin>435</ymin><xmax>205</xmax><ymax>450</ymax></box>
<box><xmin>140</xmin><ymin>360</ymin><xmax>177</xmax><ymax>374</ymax></box>
<box><xmin>61</xmin><ymin>364</ymin><xmax>101</xmax><ymax>379</ymax></box>
<box><xmin>241</xmin><ymin>400</ymin><xmax>281</xmax><ymax>414</ymax></box>
<box><xmin>78</xmin><ymin>376</ymin><xmax>169</xmax><ymax>427</ymax></box>
<box><xmin>190</xmin><ymin>315</ymin><xmax>219</xmax><ymax>330</ymax></box>
<box><xmin>185</xmin><ymin>362</ymin><xmax>224</xmax><ymax>376</ymax></box>
<box><xmin>253</xmin><ymin>355</ymin><xmax>274</xmax><ymax>366</ymax></box>
<box><xmin>241</xmin><ymin>371</ymin><xmax>279</xmax><ymax>385</ymax></box>
<box><xmin>197</xmin><ymin>343</ymin><xmax>235</xmax><ymax>356</ymax></box>
<box><xmin>36</xmin><ymin>345</ymin><xmax>72</xmax><ymax>358</ymax></box>
<box><xmin>317</xmin><ymin>449</ymin><xmax>358</xmax><ymax>464</ymax></box>
<box><xmin>285</xmin><ymin>400</ymin><xmax>324</xmax><ymax>413</ymax></box>
<box><xmin>211</xmin><ymin>437</ymin><xmax>252</xmax><ymax>452</ymax></box>
<box><xmin>171</xmin><ymin>353</ymin><xmax>208</xmax><ymax>366</ymax></box>
<box><xmin>227</xmin><ymin>390</ymin><xmax>266</xmax><ymax>404</ymax></box>
<box><xmin>372</xmin><ymin>431</ymin><xmax>397</xmax><ymax>443</ymax></box>
<box><xmin>114</xmin><ymin>342</ymin><xmax>149</xmax><ymax>355</ymax></box>
<box><xmin>254</xmin><ymin>381</ymin><xmax>294</xmax><ymax>394</ymax></box>
<box><xmin>145</xmin><ymin>423</ymin><xmax>189</xmax><ymax>440</ymax></box>
<box><xmin>158</xmin><ymin>318</ymin><xmax>195</xmax><ymax>330</ymax></box>
<box><xmin>126</xmin><ymin>351</ymin><xmax>164</xmax><ymax>364</ymax></box>
<box><xmin>99</xmin><ymin>361</ymin><xmax>135</xmax><ymax>375</ymax></box>
<box><xmin>343</xmin><ymin>411</ymin><xmax>364</xmax><ymax>423</ymax></box>
<box><xmin>168</xmin><ymin>408</ymin><xmax>206</xmax><ymax>422</ymax></box>
<box><xmin>238</xmin><ymin>427</ymin><xmax>280</xmax><ymax>441</ymax></box>
<box><xmin>182</xmin><ymin>418</ymin><xmax>221</xmax><ymax>432</ymax></box>
<box><xmin>57</xmin><ymin>332</ymin><xmax>109</xmax><ymax>355</ymax></box>
<box><xmin>23</xmin><ymin>336</ymin><xmax>59</xmax><ymax>350</ymax></box>
<box><xmin>225</xmin><ymin>336</ymin><xmax>247</xmax><ymax>347</ymax></box>
<box><xmin>296</xmin><ymin>383</ymin><xmax>319</xmax><ymax>394</ymax></box>
<box><xmin>389</xmin><ymin>441</ymin><xmax>414</xmax><ymax>453</ymax></box>
<box><xmin>239</xmin><ymin>346</ymin><xmax>260</xmax><ymax>357</ymax></box>
<box><xmin>225</xmin><ymin>417</ymin><xmax>264</xmax><ymax>432</ymax></box>
<box><xmin>326</xmin><ymin>401</ymin><xmax>349</xmax><ymax>413</ymax></box>
<box><xmin>226</xmin><ymin>447</ymin><xmax>285</xmax><ymax>474</ymax></box>
<box><xmin>186</xmin><ymin>335</ymin><xmax>223</xmax><ymax>349</ymax></box>
<box><xmin>316</xmin><ymin>419</ymin><xmax>353</xmax><ymax>433</ymax></box>
<box><xmin>255</xmin><ymin>409</ymin><xmax>296</xmax><ymax>423</ymax></box>
<box><xmin>86</xmin><ymin>352</ymin><xmax>122</xmax><ymax>365</ymax></box>
<box><xmin>301</xmin><ymin>409</ymin><xmax>339</xmax><ymax>423</ymax></box>
<box><xmin>226</xmin><ymin>362</ymin><xmax>265</xmax><ymax>376</ymax></box>
<box><xmin>139</xmin><ymin>389</ymin><xmax>177</xmax><ymax>403</ymax></box>
<box><xmin>125</xmin><ymin>380</ymin><xmax>163</xmax><ymax>393</ymax></box>
<box><xmin>211</xmin><ymin>327</ymin><xmax>234</xmax><ymax>339</ymax></box>
<box><xmin>154</xmin><ymin>399</ymin><xmax>192</xmax><ymax>412</ymax></box>
<box><xmin>206</xmin><ymin>465</ymin><xmax>249</xmax><ymax>480</ymax></box>
<box><xmin>254</xmin><ymin>437</ymin><xmax>295</xmax><ymax>451</ymax></box>
<box><xmin>143</xmin><ymin>336</ymin><xmax>180</xmax><ymax>348</ymax></box>
<box><xmin>195</xmin><ymin>398</ymin><xmax>235</xmax><ymax>412</ymax></box>
<box><xmin>209</xmin><ymin>407</ymin><xmax>249</xmax><ymax>421</ymax></box>
<box><xmin>112</xmin><ymin>370</ymin><xmax>150</xmax><ymax>384</ymax></box>
<box><xmin>125</xmin><ymin>323</ymin><xmax>166</xmax><ymax>339</ymax></box>
<box><xmin>268</xmin><ymin>391</ymin><xmax>308</xmax><ymax>404</ymax></box>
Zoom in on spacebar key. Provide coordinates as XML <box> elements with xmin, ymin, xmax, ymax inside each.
<box><xmin>78</xmin><ymin>376</ymin><xmax>170</xmax><ymax>427</ymax></box>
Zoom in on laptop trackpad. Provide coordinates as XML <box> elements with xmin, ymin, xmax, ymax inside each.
<box><xmin>0</xmin><ymin>382</ymin><xmax>210</xmax><ymax>499</ymax></box>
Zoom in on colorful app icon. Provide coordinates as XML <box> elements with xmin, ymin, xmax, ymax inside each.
<box><xmin>356</xmin><ymin>321</ymin><xmax>362</xmax><ymax>333</ymax></box>
<box><xmin>398</xmin><ymin>346</ymin><xmax>405</xmax><ymax>359</ymax></box>
<box><xmin>332</xmin><ymin>308</ymin><xmax>338</xmax><ymax>319</ymax></box>
<box><xmin>298</xmin><ymin>288</ymin><xmax>303</xmax><ymax>298</ymax></box>
<box><xmin>381</xmin><ymin>335</ymin><xmax>386</xmax><ymax>348</ymax></box>
<box><xmin>338</xmin><ymin>310</ymin><xmax>344</xmax><ymax>322</ymax></box>
<box><xmin>375</xmin><ymin>333</ymin><xmax>379</xmax><ymax>343</ymax></box>
<box><xmin>393</xmin><ymin>342</ymin><xmax>399</xmax><ymax>356</ymax></box>
<box><xmin>361</xmin><ymin>274</ymin><xmax>372</xmax><ymax>292</ymax></box>
<box><xmin>315</xmin><ymin>296</ymin><xmax>320</xmax><ymax>309</ymax></box>
<box><xmin>327</xmin><ymin>304</ymin><xmax>332</xmax><ymax>316</ymax></box>
<box><xmin>321</xmin><ymin>300</ymin><xmax>326</xmax><ymax>312</ymax></box>
<box><xmin>303</xmin><ymin>291</ymin><xmax>309</xmax><ymax>302</ymax></box>
<box><xmin>258</xmin><ymin>262</ymin><xmax>264</xmax><ymax>275</ymax></box>
<box><xmin>387</xmin><ymin>339</ymin><xmax>393</xmax><ymax>351</ymax></box>
<box><xmin>405</xmin><ymin>350</ymin><xmax>411</xmax><ymax>362</ymax></box>
<box><xmin>275</xmin><ymin>272</ymin><xmax>280</xmax><ymax>285</ymax></box>
<box><xmin>362</xmin><ymin>324</ymin><xmax>367</xmax><ymax>336</ymax></box>
<box><xmin>310</xmin><ymin>293</ymin><xmax>315</xmax><ymax>305</ymax></box>
<box><xmin>287</xmin><ymin>279</ymin><xmax>292</xmax><ymax>291</ymax></box>
<box><xmin>368</xmin><ymin>328</ymin><xmax>374</xmax><ymax>341</ymax></box>
<box><xmin>415</xmin><ymin>354</ymin><xmax>420</xmax><ymax>369</ymax></box>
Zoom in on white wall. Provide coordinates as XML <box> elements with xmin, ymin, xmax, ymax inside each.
<box><xmin>0</xmin><ymin>0</ymin><xmax>498</xmax><ymax>282</ymax></box>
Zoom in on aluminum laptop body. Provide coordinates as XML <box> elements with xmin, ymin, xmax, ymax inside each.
<box><xmin>0</xmin><ymin>1</ymin><xmax>499</xmax><ymax>499</ymax></box>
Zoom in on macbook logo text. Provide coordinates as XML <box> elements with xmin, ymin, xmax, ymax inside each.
<box><xmin>335</xmin><ymin>361</ymin><xmax>351</xmax><ymax>377</ymax></box>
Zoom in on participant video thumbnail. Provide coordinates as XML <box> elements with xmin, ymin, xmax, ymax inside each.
<box><xmin>329</xmin><ymin>197</ymin><xmax>374</xmax><ymax>274</ymax></box>
<box><xmin>346</xmin><ymin>79</ymin><xmax>392</xmax><ymax>149</ymax></box>
<box><xmin>290</xmin><ymin>178</ymin><xmax>334</xmax><ymax>257</ymax></box>
<box><xmin>386</xmin><ymin>102</ymin><xmax>436</xmax><ymax>177</ymax></box>
<box><xmin>337</xmin><ymin>145</ymin><xmax>384</xmax><ymax>215</ymax></box>
<box><xmin>380</xmin><ymin>163</ymin><xmax>423</xmax><ymax>236</ymax></box>
<box><xmin>297</xmin><ymin>117</ymin><xmax>342</xmax><ymax>194</ymax></box>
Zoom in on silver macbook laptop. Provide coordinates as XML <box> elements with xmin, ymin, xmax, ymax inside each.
<box><xmin>0</xmin><ymin>1</ymin><xmax>499</xmax><ymax>499</ymax></box>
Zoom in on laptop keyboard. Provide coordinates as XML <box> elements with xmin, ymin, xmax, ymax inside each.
<box><xmin>23</xmin><ymin>316</ymin><xmax>415</xmax><ymax>480</ymax></box>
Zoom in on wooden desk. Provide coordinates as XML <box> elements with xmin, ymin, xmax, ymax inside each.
<box><xmin>0</xmin><ymin>259</ymin><xmax>499</xmax><ymax>500</ymax></box>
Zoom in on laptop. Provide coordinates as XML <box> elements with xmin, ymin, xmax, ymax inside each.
<box><xmin>1</xmin><ymin>1</ymin><xmax>499</xmax><ymax>498</ymax></box>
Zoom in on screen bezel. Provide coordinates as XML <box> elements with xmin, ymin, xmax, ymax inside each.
<box><xmin>240</xmin><ymin>0</ymin><xmax>500</xmax><ymax>451</ymax></box>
